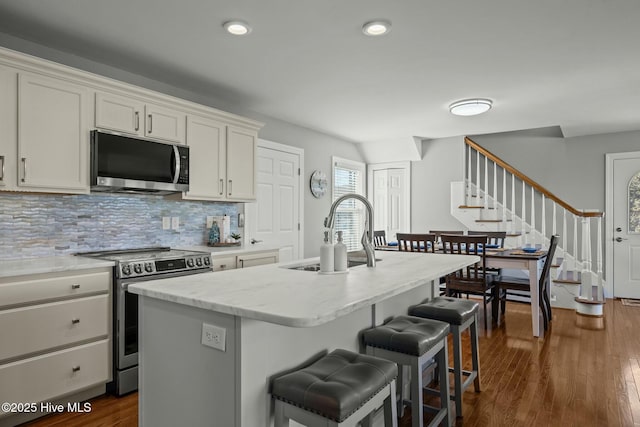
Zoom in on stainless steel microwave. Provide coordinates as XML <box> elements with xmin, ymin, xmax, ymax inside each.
<box><xmin>90</xmin><ymin>130</ymin><xmax>189</xmax><ymax>195</ymax></box>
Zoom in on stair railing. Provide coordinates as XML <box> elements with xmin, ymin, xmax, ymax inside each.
<box><xmin>463</xmin><ymin>137</ymin><xmax>605</xmax><ymax>304</ymax></box>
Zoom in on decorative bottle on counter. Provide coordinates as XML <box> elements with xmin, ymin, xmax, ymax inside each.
<box><xmin>320</xmin><ymin>231</ymin><xmax>334</xmax><ymax>273</ymax></box>
<box><xmin>334</xmin><ymin>230</ymin><xmax>348</xmax><ymax>272</ymax></box>
<box><xmin>208</xmin><ymin>221</ymin><xmax>220</xmax><ymax>245</ymax></box>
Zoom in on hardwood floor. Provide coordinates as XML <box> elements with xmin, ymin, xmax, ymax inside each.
<box><xmin>22</xmin><ymin>300</ymin><xmax>640</xmax><ymax>427</ymax></box>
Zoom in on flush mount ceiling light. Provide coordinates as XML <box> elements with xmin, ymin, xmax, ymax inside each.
<box><xmin>449</xmin><ymin>99</ymin><xmax>493</xmax><ymax>116</ymax></box>
<box><xmin>362</xmin><ymin>20</ymin><xmax>391</xmax><ymax>36</ymax></box>
<box><xmin>223</xmin><ymin>21</ymin><xmax>252</xmax><ymax>35</ymax></box>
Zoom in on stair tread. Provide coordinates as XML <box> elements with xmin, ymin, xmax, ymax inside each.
<box><xmin>475</xmin><ymin>219</ymin><xmax>512</xmax><ymax>223</ymax></box>
<box><xmin>458</xmin><ymin>205</ymin><xmax>484</xmax><ymax>209</ymax></box>
<box><xmin>506</xmin><ymin>233</ymin><xmax>522</xmax><ymax>237</ymax></box>
<box><xmin>553</xmin><ymin>271</ymin><xmax>581</xmax><ymax>284</ymax></box>
<box><xmin>551</xmin><ymin>257</ymin><xmax>564</xmax><ymax>268</ymax></box>
<box><xmin>575</xmin><ymin>296</ymin><xmax>606</xmax><ymax>305</ymax></box>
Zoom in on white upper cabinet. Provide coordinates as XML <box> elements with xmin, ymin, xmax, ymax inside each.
<box><xmin>144</xmin><ymin>103</ymin><xmax>186</xmax><ymax>144</ymax></box>
<box><xmin>95</xmin><ymin>92</ymin><xmax>186</xmax><ymax>144</ymax></box>
<box><xmin>0</xmin><ymin>65</ymin><xmax>17</xmax><ymax>190</ymax></box>
<box><xmin>95</xmin><ymin>92</ymin><xmax>144</xmax><ymax>136</ymax></box>
<box><xmin>182</xmin><ymin>117</ymin><xmax>257</xmax><ymax>202</ymax></box>
<box><xmin>226</xmin><ymin>125</ymin><xmax>257</xmax><ymax>201</ymax></box>
<box><xmin>17</xmin><ymin>72</ymin><xmax>89</xmax><ymax>193</ymax></box>
<box><xmin>184</xmin><ymin>115</ymin><xmax>226</xmax><ymax>200</ymax></box>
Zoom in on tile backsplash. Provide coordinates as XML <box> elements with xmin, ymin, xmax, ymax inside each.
<box><xmin>0</xmin><ymin>193</ymin><xmax>240</xmax><ymax>260</ymax></box>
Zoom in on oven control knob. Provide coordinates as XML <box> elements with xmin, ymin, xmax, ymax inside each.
<box><xmin>122</xmin><ymin>265</ymin><xmax>132</xmax><ymax>276</ymax></box>
<box><xmin>203</xmin><ymin>257</ymin><xmax>211</xmax><ymax>266</ymax></box>
<box><xmin>134</xmin><ymin>264</ymin><xmax>142</xmax><ymax>274</ymax></box>
<box><xmin>187</xmin><ymin>258</ymin><xmax>195</xmax><ymax>267</ymax></box>
<box><xmin>196</xmin><ymin>258</ymin><xmax>203</xmax><ymax>267</ymax></box>
<box><xmin>145</xmin><ymin>263</ymin><xmax>153</xmax><ymax>273</ymax></box>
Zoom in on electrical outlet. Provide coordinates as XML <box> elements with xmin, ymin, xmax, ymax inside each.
<box><xmin>206</xmin><ymin>216</ymin><xmax>215</xmax><ymax>229</ymax></box>
<box><xmin>162</xmin><ymin>217</ymin><xmax>171</xmax><ymax>230</ymax></box>
<box><xmin>201</xmin><ymin>323</ymin><xmax>226</xmax><ymax>351</ymax></box>
<box><xmin>171</xmin><ymin>217</ymin><xmax>180</xmax><ymax>230</ymax></box>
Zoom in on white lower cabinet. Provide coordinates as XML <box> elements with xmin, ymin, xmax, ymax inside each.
<box><xmin>0</xmin><ymin>340</ymin><xmax>109</xmax><ymax>411</ymax></box>
<box><xmin>211</xmin><ymin>255</ymin><xmax>237</xmax><ymax>272</ymax></box>
<box><xmin>236</xmin><ymin>250</ymin><xmax>279</xmax><ymax>268</ymax></box>
<box><xmin>211</xmin><ymin>250</ymin><xmax>279</xmax><ymax>271</ymax></box>
<box><xmin>0</xmin><ymin>268</ymin><xmax>111</xmax><ymax>422</ymax></box>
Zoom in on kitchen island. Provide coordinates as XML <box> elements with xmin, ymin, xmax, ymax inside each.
<box><xmin>129</xmin><ymin>251</ymin><xmax>478</xmax><ymax>427</ymax></box>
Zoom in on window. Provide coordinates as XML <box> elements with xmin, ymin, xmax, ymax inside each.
<box><xmin>332</xmin><ymin>157</ymin><xmax>366</xmax><ymax>251</ymax></box>
<box><xmin>629</xmin><ymin>172</ymin><xmax>640</xmax><ymax>233</ymax></box>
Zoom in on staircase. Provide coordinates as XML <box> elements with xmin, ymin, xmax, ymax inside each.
<box><xmin>451</xmin><ymin>137</ymin><xmax>605</xmax><ymax>315</ymax></box>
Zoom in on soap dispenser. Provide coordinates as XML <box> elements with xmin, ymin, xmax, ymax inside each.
<box><xmin>320</xmin><ymin>231</ymin><xmax>334</xmax><ymax>273</ymax></box>
<box><xmin>334</xmin><ymin>230</ymin><xmax>348</xmax><ymax>272</ymax></box>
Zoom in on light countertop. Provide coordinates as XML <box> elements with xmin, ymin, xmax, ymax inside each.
<box><xmin>0</xmin><ymin>256</ymin><xmax>115</xmax><ymax>279</ymax></box>
<box><xmin>129</xmin><ymin>251</ymin><xmax>478</xmax><ymax>327</ymax></box>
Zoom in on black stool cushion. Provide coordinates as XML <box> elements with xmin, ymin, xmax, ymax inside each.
<box><xmin>409</xmin><ymin>297</ymin><xmax>479</xmax><ymax>325</ymax></box>
<box><xmin>362</xmin><ymin>315</ymin><xmax>450</xmax><ymax>356</ymax></box>
<box><xmin>271</xmin><ymin>349</ymin><xmax>397</xmax><ymax>422</ymax></box>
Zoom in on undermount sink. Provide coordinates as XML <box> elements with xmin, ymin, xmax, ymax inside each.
<box><xmin>286</xmin><ymin>258</ymin><xmax>381</xmax><ymax>272</ymax></box>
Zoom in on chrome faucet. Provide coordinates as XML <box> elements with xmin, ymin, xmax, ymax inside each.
<box><xmin>324</xmin><ymin>193</ymin><xmax>375</xmax><ymax>267</ymax></box>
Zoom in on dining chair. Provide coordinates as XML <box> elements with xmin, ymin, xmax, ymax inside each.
<box><xmin>429</xmin><ymin>230</ymin><xmax>464</xmax><ymax>244</ymax></box>
<box><xmin>468</xmin><ymin>231</ymin><xmax>507</xmax><ymax>276</ymax></box>
<box><xmin>440</xmin><ymin>234</ymin><xmax>496</xmax><ymax>330</ymax></box>
<box><xmin>491</xmin><ymin>235</ymin><xmax>559</xmax><ymax>330</ymax></box>
<box><xmin>396</xmin><ymin>233</ymin><xmax>436</xmax><ymax>253</ymax></box>
<box><xmin>373</xmin><ymin>230</ymin><xmax>387</xmax><ymax>247</ymax></box>
<box><xmin>468</xmin><ymin>230</ymin><xmax>507</xmax><ymax>248</ymax></box>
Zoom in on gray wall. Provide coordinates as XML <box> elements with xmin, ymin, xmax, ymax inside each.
<box><xmin>0</xmin><ymin>32</ymin><xmax>366</xmax><ymax>258</ymax></box>
<box><xmin>473</xmin><ymin>129</ymin><xmax>640</xmax><ymax>212</ymax></box>
<box><xmin>411</xmin><ymin>136</ymin><xmax>466</xmax><ymax>232</ymax></box>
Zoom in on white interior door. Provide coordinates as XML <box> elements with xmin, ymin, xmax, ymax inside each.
<box><xmin>246</xmin><ymin>141</ymin><xmax>302</xmax><ymax>263</ymax></box>
<box><xmin>387</xmin><ymin>168</ymin><xmax>405</xmax><ymax>240</ymax></box>
<box><xmin>370</xmin><ymin>164</ymin><xmax>410</xmax><ymax>242</ymax></box>
<box><xmin>613</xmin><ymin>154</ymin><xmax>640</xmax><ymax>298</ymax></box>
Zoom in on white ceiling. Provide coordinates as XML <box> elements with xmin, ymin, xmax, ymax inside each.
<box><xmin>1</xmin><ymin>0</ymin><xmax>639</xmax><ymax>144</ymax></box>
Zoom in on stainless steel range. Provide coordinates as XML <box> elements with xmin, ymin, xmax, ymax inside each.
<box><xmin>77</xmin><ymin>247</ymin><xmax>212</xmax><ymax>396</ymax></box>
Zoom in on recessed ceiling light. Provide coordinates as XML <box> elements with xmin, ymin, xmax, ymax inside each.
<box><xmin>449</xmin><ymin>99</ymin><xmax>493</xmax><ymax>116</ymax></box>
<box><xmin>362</xmin><ymin>20</ymin><xmax>391</xmax><ymax>36</ymax></box>
<box><xmin>223</xmin><ymin>21</ymin><xmax>251</xmax><ymax>36</ymax></box>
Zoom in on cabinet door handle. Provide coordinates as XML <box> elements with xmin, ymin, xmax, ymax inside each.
<box><xmin>21</xmin><ymin>157</ymin><xmax>27</xmax><ymax>182</ymax></box>
<box><xmin>72</xmin><ymin>366</ymin><xmax>81</xmax><ymax>373</ymax></box>
<box><xmin>219</xmin><ymin>178</ymin><xmax>224</xmax><ymax>195</ymax></box>
<box><xmin>71</xmin><ymin>318</ymin><xmax>80</xmax><ymax>325</ymax></box>
<box><xmin>148</xmin><ymin>114</ymin><xmax>153</xmax><ymax>133</ymax></box>
<box><xmin>228</xmin><ymin>179</ymin><xmax>232</xmax><ymax>196</ymax></box>
<box><xmin>0</xmin><ymin>155</ymin><xmax>4</xmax><ymax>182</ymax></box>
<box><xmin>71</xmin><ymin>284</ymin><xmax>80</xmax><ymax>289</ymax></box>
<box><xmin>135</xmin><ymin>111</ymin><xmax>140</xmax><ymax>131</ymax></box>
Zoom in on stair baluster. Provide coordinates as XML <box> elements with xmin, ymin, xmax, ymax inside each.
<box><xmin>541</xmin><ymin>194</ymin><xmax>546</xmax><ymax>246</ymax></box>
<box><xmin>493</xmin><ymin>159</ymin><xmax>497</xmax><ymax>210</ymax></box>
<box><xmin>573</xmin><ymin>214</ymin><xmax>579</xmax><ymax>281</ymax></box>
<box><xmin>484</xmin><ymin>155</ymin><xmax>488</xmax><ymax>209</ymax></box>
<box><xmin>531</xmin><ymin>185</ymin><xmax>536</xmax><ymax>247</ymax></box>
<box><xmin>511</xmin><ymin>173</ymin><xmax>516</xmax><ymax>234</ymax></box>
<box><xmin>522</xmin><ymin>180</ymin><xmax>527</xmax><ymax>245</ymax></box>
<box><xmin>467</xmin><ymin>143</ymin><xmax>472</xmax><ymax>206</ymax></box>
<box><xmin>502</xmin><ymin>168</ymin><xmax>507</xmax><ymax>232</ymax></box>
<box><xmin>597</xmin><ymin>216</ymin><xmax>604</xmax><ymax>301</ymax></box>
<box><xmin>562</xmin><ymin>209</ymin><xmax>568</xmax><ymax>280</ymax></box>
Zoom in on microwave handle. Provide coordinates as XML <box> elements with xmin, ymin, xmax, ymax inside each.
<box><xmin>172</xmin><ymin>146</ymin><xmax>181</xmax><ymax>184</ymax></box>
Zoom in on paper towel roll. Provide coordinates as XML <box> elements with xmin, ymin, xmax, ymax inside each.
<box><xmin>221</xmin><ymin>215</ymin><xmax>231</xmax><ymax>242</ymax></box>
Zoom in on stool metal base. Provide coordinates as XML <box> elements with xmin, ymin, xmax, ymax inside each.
<box><xmin>274</xmin><ymin>379</ymin><xmax>398</xmax><ymax>427</ymax></box>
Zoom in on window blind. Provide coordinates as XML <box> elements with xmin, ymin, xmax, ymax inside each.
<box><xmin>333</xmin><ymin>160</ymin><xmax>365</xmax><ymax>252</ymax></box>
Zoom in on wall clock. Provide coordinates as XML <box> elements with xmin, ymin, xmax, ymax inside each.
<box><xmin>310</xmin><ymin>170</ymin><xmax>328</xmax><ymax>198</ymax></box>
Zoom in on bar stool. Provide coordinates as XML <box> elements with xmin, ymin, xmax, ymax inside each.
<box><xmin>271</xmin><ymin>348</ymin><xmax>398</xmax><ymax>427</ymax></box>
<box><xmin>362</xmin><ymin>315</ymin><xmax>451</xmax><ymax>427</ymax></box>
<box><xmin>409</xmin><ymin>297</ymin><xmax>480</xmax><ymax>418</ymax></box>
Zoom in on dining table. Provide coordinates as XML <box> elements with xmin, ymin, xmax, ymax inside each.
<box><xmin>484</xmin><ymin>248</ymin><xmax>548</xmax><ymax>337</ymax></box>
<box><xmin>376</xmin><ymin>244</ymin><xmax>549</xmax><ymax>337</ymax></box>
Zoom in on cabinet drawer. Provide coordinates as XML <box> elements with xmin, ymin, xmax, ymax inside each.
<box><xmin>237</xmin><ymin>251</ymin><xmax>279</xmax><ymax>268</ymax></box>
<box><xmin>0</xmin><ymin>270</ymin><xmax>110</xmax><ymax>309</ymax></box>
<box><xmin>0</xmin><ymin>295</ymin><xmax>109</xmax><ymax>362</ymax></box>
<box><xmin>211</xmin><ymin>256</ymin><xmax>237</xmax><ymax>272</ymax></box>
<box><xmin>0</xmin><ymin>339</ymin><xmax>109</xmax><ymax>416</ymax></box>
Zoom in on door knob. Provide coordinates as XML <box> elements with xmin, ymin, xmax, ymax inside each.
<box><xmin>615</xmin><ymin>237</ymin><xmax>628</xmax><ymax>242</ymax></box>
<box><xmin>616</xmin><ymin>227</ymin><xmax>622</xmax><ymax>232</ymax></box>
